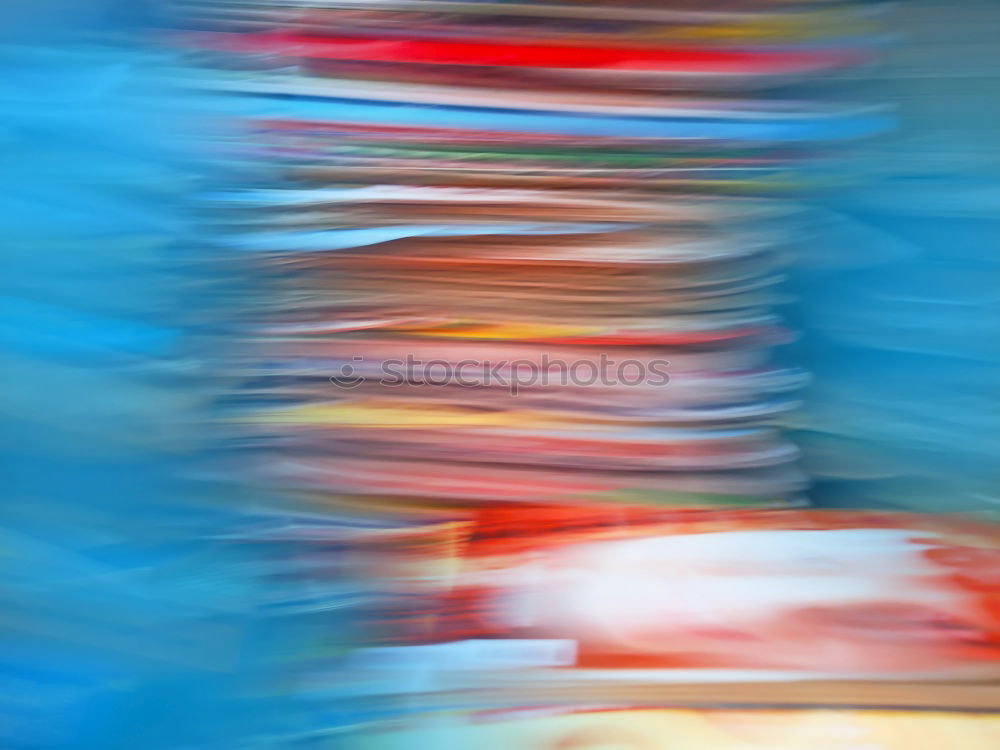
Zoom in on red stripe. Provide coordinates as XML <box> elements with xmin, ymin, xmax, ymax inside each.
<box><xmin>190</xmin><ymin>32</ymin><xmax>869</xmax><ymax>74</ymax></box>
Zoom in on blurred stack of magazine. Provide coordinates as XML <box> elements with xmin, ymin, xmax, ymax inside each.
<box><xmin>171</xmin><ymin>0</ymin><xmax>1000</xmax><ymax>744</ymax></box>
<box><xmin>182</xmin><ymin>0</ymin><xmax>901</xmax><ymax>511</ymax></box>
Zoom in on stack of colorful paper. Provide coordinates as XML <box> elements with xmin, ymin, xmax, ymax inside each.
<box><xmin>189</xmin><ymin>0</ymin><xmax>893</xmax><ymax>512</ymax></box>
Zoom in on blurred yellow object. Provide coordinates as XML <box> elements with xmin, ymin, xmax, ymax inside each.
<box><xmin>404</xmin><ymin>322</ymin><xmax>600</xmax><ymax>341</ymax></box>
<box><xmin>357</xmin><ymin>708</ymin><xmax>1000</xmax><ymax>750</ymax></box>
<box><xmin>660</xmin><ymin>10</ymin><xmax>879</xmax><ymax>43</ymax></box>
<box><xmin>240</xmin><ymin>399</ymin><xmax>592</xmax><ymax>428</ymax></box>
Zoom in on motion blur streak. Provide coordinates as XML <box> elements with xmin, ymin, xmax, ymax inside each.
<box><xmin>2</xmin><ymin>2</ymin><xmax>999</xmax><ymax>750</ymax></box>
